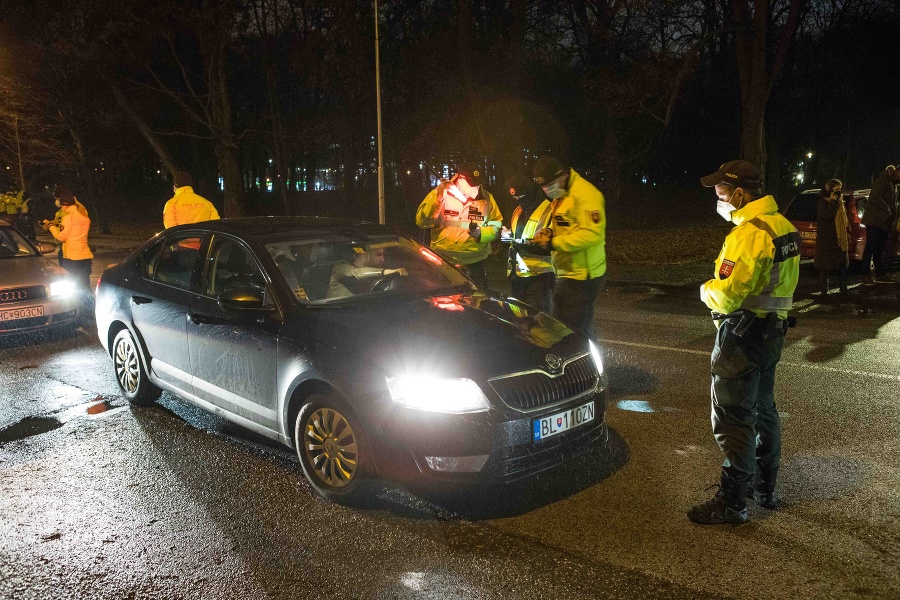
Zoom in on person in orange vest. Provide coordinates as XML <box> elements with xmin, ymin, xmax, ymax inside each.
<box><xmin>163</xmin><ymin>171</ymin><xmax>220</xmax><ymax>228</ymax></box>
<box><xmin>502</xmin><ymin>174</ymin><xmax>554</xmax><ymax>312</ymax></box>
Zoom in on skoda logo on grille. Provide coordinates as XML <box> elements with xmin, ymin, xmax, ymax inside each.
<box><xmin>0</xmin><ymin>290</ymin><xmax>26</xmax><ymax>301</ymax></box>
<box><xmin>545</xmin><ymin>353</ymin><xmax>562</xmax><ymax>371</ymax></box>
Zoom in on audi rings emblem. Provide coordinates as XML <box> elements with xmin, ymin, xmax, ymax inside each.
<box><xmin>545</xmin><ymin>353</ymin><xmax>561</xmax><ymax>371</ymax></box>
<box><xmin>0</xmin><ymin>290</ymin><xmax>27</xmax><ymax>301</ymax></box>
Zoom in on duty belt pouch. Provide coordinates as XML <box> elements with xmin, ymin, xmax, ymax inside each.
<box><xmin>730</xmin><ymin>311</ymin><xmax>756</xmax><ymax>338</ymax></box>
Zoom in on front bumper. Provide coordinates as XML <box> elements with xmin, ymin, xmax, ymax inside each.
<box><xmin>0</xmin><ymin>296</ymin><xmax>78</xmax><ymax>335</ymax></box>
<box><xmin>373</xmin><ymin>385</ymin><xmax>609</xmax><ymax>487</ymax></box>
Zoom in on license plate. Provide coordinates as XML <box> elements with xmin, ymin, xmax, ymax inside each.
<box><xmin>799</xmin><ymin>231</ymin><xmax>815</xmax><ymax>239</ymax></box>
<box><xmin>1</xmin><ymin>305</ymin><xmax>45</xmax><ymax>321</ymax></box>
<box><xmin>533</xmin><ymin>400</ymin><xmax>595</xmax><ymax>442</ymax></box>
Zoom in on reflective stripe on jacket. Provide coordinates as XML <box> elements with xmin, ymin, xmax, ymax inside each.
<box><xmin>416</xmin><ymin>184</ymin><xmax>502</xmax><ymax>265</ymax></box>
<box><xmin>163</xmin><ymin>186</ymin><xmax>220</xmax><ymax>228</ymax></box>
<box><xmin>548</xmin><ymin>169</ymin><xmax>607</xmax><ymax>280</ymax></box>
<box><xmin>508</xmin><ymin>200</ymin><xmax>554</xmax><ymax>277</ymax></box>
<box><xmin>701</xmin><ymin>195</ymin><xmax>800</xmax><ymax>319</ymax></box>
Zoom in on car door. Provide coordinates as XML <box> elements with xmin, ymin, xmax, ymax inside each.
<box><xmin>186</xmin><ymin>234</ymin><xmax>281</xmax><ymax>431</ymax></box>
<box><xmin>130</xmin><ymin>232</ymin><xmax>206</xmax><ymax>393</ymax></box>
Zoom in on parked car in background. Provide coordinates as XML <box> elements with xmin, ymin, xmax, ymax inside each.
<box><xmin>0</xmin><ymin>222</ymin><xmax>78</xmax><ymax>336</ymax></box>
<box><xmin>783</xmin><ymin>188</ymin><xmax>899</xmax><ymax>263</ymax></box>
<box><xmin>95</xmin><ymin>217</ymin><xmax>609</xmax><ymax>504</ymax></box>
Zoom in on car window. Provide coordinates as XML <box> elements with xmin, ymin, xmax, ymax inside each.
<box><xmin>784</xmin><ymin>193</ymin><xmax>817</xmax><ymax>222</ymax></box>
<box><xmin>142</xmin><ymin>234</ymin><xmax>203</xmax><ymax>290</ymax></box>
<box><xmin>266</xmin><ymin>234</ymin><xmax>473</xmax><ymax>304</ymax></box>
<box><xmin>0</xmin><ymin>226</ymin><xmax>36</xmax><ymax>258</ymax></box>
<box><xmin>205</xmin><ymin>237</ymin><xmax>273</xmax><ymax>306</ymax></box>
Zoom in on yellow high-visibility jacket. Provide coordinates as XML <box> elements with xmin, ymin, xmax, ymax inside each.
<box><xmin>548</xmin><ymin>169</ymin><xmax>606</xmax><ymax>280</ymax></box>
<box><xmin>508</xmin><ymin>199</ymin><xmax>554</xmax><ymax>277</ymax></box>
<box><xmin>49</xmin><ymin>206</ymin><xmax>93</xmax><ymax>260</ymax></box>
<box><xmin>416</xmin><ymin>182</ymin><xmax>502</xmax><ymax>265</ymax></box>
<box><xmin>701</xmin><ymin>195</ymin><xmax>800</xmax><ymax>319</ymax></box>
<box><xmin>163</xmin><ymin>186</ymin><xmax>220</xmax><ymax>228</ymax></box>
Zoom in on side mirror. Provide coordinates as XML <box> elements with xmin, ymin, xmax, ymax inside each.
<box><xmin>37</xmin><ymin>242</ymin><xmax>55</xmax><ymax>255</ymax></box>
<box><xmin>218</xmin><ymin>285</ymin><xmax>271</xmax><ymax>312</ymax></box>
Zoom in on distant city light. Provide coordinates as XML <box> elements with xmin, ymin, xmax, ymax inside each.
<box><xmin>806</xmin><ymin>152</ymin><xmax>813</xmax><ymax>159</ymax></box>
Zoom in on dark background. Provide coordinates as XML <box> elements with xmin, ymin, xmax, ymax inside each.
<box><xmin>0</xmin><ymin>0</ymin><xmax>898</xmax><ymax>232</ymax></box>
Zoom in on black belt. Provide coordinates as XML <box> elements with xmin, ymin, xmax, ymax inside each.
<box><xmin>711</xmin><ymin>310</ymin><xmax>796</xmax><ymax>339</ymax></box>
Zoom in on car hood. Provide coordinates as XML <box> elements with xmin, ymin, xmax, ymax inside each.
<box><xmin>0</xmin><ymin>256</ymin><xmax>69</xmax><ymax>289</ymax></box>
<box><xmin>288</xmin><ymin>292</ymin><xmax>586</xmax><ymax>383</ymax></box>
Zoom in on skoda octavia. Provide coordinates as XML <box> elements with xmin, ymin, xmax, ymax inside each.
<box><xmin>95</xmin><ymin>217</ymin><xmax>608</xmax><ymax>503</ymax></box>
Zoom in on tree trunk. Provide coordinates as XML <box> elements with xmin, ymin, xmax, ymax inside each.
<box><xmin>109</xmin><ymin>81</ymin><xmax>179</xmax><ymax>178</ymax></box>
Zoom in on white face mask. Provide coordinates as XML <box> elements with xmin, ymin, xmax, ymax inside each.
<box><xmin>541</xmin><ymin>174</ymin><xmax>568</xmax><ymax>199</ymax></box>
<box><xmin>455</xmin><ymin>177</ymin><xmax>478</xmax><ymax>199</ymax></box>
<box><xmin>716</xmin><ymin>200</ymin><xmax>736</xmax><ymax>221</ymax></box>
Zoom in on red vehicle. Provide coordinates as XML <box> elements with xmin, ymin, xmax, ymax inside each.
<box><xmin>783</xmin><ymin>188</ymin><xmax>899</xmax><ymax>263</ymax></box>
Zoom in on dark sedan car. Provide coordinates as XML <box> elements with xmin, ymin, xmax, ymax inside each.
<box><xmin>95</xmin><ymin>217</ymin><xmax>608</xmax><ymax>503</ymax></box>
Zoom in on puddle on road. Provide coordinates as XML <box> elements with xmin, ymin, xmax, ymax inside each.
<box><xmin>0</xmin><ymin>397</ymin><xmax>125</xmax><ymax>445</ymax></box>
<box><xmin>0</xmin><ymin>416</ymin><xmax>63</xmax><ymax>445</ymax></box>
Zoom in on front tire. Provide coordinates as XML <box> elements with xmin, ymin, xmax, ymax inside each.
<box><xmin>112</xmin><ymin>329</ymin><xmax>161</xmax><ymax>406</ymax></box>
<box><xmin>295</xmin><ymin>394</ymin><xmax>375</xmax><ymax>504</ymax></box>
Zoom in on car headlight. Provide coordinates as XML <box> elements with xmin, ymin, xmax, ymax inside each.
<box><xmin>50</xmin><ymin>279</ymin><xmax>76</xmax><ymax>298</ymax></box>
<box><xmin>386</xmin><ymin>376</ymin><xmax>490</xmax><ymax>414</ymax></box>
<box><xmin>589</xmin><ymin>340</ymin><xmax>605</xmax><ymax>376</ymax></box>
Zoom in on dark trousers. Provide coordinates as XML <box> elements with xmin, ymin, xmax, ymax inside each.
<box><xmin>861</xmin><ymin>225</ymin><xmax>888</xmax><ymax>276</ymax></box>
<box><xmin>463</xmin><ymin>259</ymin><xmax>489</xmax><ymax>289</ymax></box>
<box><xmin>551</xmin><ymin>275</ymin><xmax>605</xmax><ymax>340</ymax></box>
<box><xmin>710</xmin><ymin>318</ymin><xmax>784</xmax><ymax>484</ymax></box>
<box><xmin>818</xmin><ymin>265</ymin><xmax>847</xmax><ymax>293</ymax></box>
<box><xmin>509</xmin><ymin>272</ymin><xmax>554</xmax><ymax>312</ymax></box>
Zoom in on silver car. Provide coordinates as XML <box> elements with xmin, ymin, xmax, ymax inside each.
<box><xmin>0</xmin><ymin>222</ymin><xmax>79</xmax><ymax>335</ymax></box>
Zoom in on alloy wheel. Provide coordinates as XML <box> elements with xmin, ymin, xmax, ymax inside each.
<box><xmin>114</xmin><ymin>336</ymin><xmax>140</xmax><ymax>394</ymax></box>
<box><xmin>303</xmin><ymin>407</ymin><xmax>359</xmax><ymax>488</ymax></box>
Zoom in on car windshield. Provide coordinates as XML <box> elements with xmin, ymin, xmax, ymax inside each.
<box><xmin>265</xmin><ymin>234</ymin><xmax>474</xmax><ymax>304</ymax></box>
<box><xmin>784</xmin><ymin>192</ymin><xmax>818</xmax><ymax>222</ymax></box>
<box><xmin>0</xmin><ymin>226</ymin><xmax>37</xmax><ymax>259</ymax></box>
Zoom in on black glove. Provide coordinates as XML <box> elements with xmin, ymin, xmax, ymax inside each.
<box><xmin>468</xmin><ymin>221</ymin><xmax>482</xmax><ymax>242</ymax></box>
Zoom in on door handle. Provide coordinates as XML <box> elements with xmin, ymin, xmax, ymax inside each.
<box><xmin>188</xmin><ymin>311</ymin><xmax>227</xmax><ymax>325</ymax></box>
<box><xmin>131</xmin><ymin>295</ymin><xmax>153</xmax><ymax>305</ymax></box>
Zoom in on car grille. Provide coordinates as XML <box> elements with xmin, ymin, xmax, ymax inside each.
<box><xmin>0</xmin><ymin>285</ymin><xmax>48</xmax><ymax>304</ymax></box>
<box><xmin>489</xmin><ymin>353</ymin><xmax>599</xmax><ymax>411</ymax></box>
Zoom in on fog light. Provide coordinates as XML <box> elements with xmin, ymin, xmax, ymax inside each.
<box><xmin>424</xmin><ymin>455</ymin><xmax>489</xmax><ymax>473</ymax></box>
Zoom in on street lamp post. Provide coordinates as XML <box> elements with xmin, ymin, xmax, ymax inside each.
<box><xmin>374</xmin><ymin>0</ymin><xmax>385</xmax><ymax>225</ymax></box>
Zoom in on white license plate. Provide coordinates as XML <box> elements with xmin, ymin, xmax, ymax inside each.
<box><xmin>533</xmin><ymin>400</ymin><xmax>595</xmax><ymax>442</ymax></box>
<box><xmin>1</xmin><ymin>305</ymin><xmax>45</xmax><ymax>321</ymax></box>
<box><xmin>799</xmin><ymin>231</ymin><xmax>815</xmax><ymax>239</ymax></box>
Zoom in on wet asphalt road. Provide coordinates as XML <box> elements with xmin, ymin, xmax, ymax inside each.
<box><xmin>0</xmin><ymin>260</ymin><xmax>898</xmax><ymax>599</ymax></box>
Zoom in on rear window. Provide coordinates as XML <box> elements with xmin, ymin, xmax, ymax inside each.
<box><xmin>784</xmin><ymin>193</ymin><xmax>818</xmax><ymax>222</ymax></box>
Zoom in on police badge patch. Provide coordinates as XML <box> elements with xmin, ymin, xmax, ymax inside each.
<box><xmin>719</xmin><ymin>259</ymin><xmax>735</xmax><ymax>279</ymax></box>
<box><xmin>590</xmin><ymin>210</ymin><xmax>601</xmax><ymax>223</ymax></box>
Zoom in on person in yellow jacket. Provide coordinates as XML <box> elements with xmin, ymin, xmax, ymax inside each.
<box><xmin>163</xmin><ymin>171</ymin><xmax>220</xmax><ymax>228</ymax></box>
<box><xmin>43</xmin><ymin>185</ymin><xmax>89</xmax><ymax>266</ymax></box>
<box><xmin>529</xmin><ymin>156</ymin><xmax>606</xmax><ymax>340</ymax></box>
<box><xmin>415</xmin><ymin>162</ymin><xmax>502</xmax><ymax>289</ymax></box>
<box><xmin>48</xmin><ymin>189</ymin><xmax>94</xmax><ymax>295</ymax></box>
<box><xmin>688</xmin><ymin>160</ymin><xmax>800</xmax><ymax>526</ymax></box>
<box><xmin>501</xmin><ymin>174</ymin><xmax>554</xmax><ymax>312</ymax></box>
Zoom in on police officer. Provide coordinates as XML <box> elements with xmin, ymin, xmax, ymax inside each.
<box><xmin>502</xmin><ymin>174</ymin><xmax>554</xmax><ymax>312</ymax></box>
<box><xmin>415</xmin><ymin>162</ymin><xmax>502</xmax><ymax>289</ymax></box>
<box><xmin>528</xmin><ymin>156</ymin><xmax>607</xmax><ymax>340</ymax></box>
<box><xmin>688</xmin><ymin>160</ymin><xmax>800</xmax><ymax>525</ymax></box>
<box><xmin>163</xmin><ymin>171</ymin><xmax>220</xmax><ymax>228</ymax></box>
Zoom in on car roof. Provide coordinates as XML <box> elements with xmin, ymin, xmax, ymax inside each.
<box><xmin>166</xmin><ymin>216</ymin><xmax>391</xmax><ymax>242</ymax></box>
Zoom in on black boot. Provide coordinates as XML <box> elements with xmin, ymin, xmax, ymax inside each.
<box><xmin>688</xmin><ymin>475</ymin><xmax>749</xmax><ymax>525</ymax></box>
<box><xmin>750</xmin><ymin>467</ymin><xmax>779</xmax><ymax>510</ymax></box>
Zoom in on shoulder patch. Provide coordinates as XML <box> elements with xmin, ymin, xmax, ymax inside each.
<box><xmin>590</xmin><ymin>210</ymin><xmax>601</xmax><ymax>223</ymax></box>
<box><xmin>719</xmin><ymin>259</ymin><xmax>736</xmax><ymax>279</ymax></box>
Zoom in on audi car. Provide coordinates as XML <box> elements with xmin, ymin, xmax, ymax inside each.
<box><xmin>95</xmin><ymin>217</ymin><xmax>608</xmax><ymax>503</ymax></box>
<box><xmin>0</xmin><ymin>222</ymin><xmax>78</xmax><ymax>336</ymax></box>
